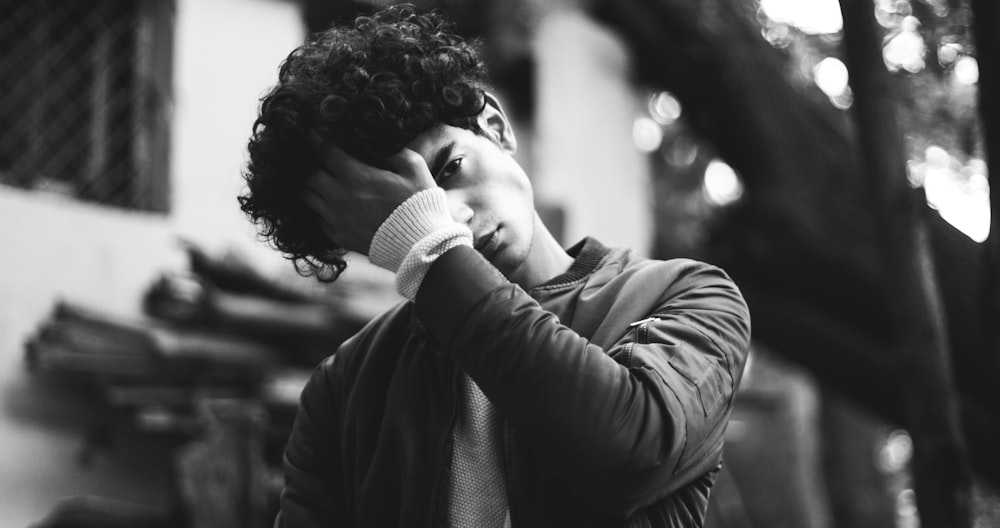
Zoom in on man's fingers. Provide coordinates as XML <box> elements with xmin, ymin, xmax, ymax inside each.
<box><xmin>319</xmin><ymin>145</ymin><xmax>432</xmax><ymax>189</ymax></box>
<box><xmin>301</xmin><ymin>188</ymin><xmax>344</xmax><ymax>246</ymax></box>
<box><xmin>317</xmin><ymin>144</ymin><xmax>349</xmax><ymax>170</ymax></box>
<box><xmin>301</xmin><ymin>186</ymin><xmax>330</xmax><ymax>216</ymax></box>
<box><xmin>383</xmin><ymin>148</ymin><xmax>434</xmax><ymax>186</ymax></box>
<box><xmin>303</xmin><ymin>146</ymin><xmax>432</xmax><ymax>255</ymax></box>
<box><xmin>318</xmin><ymin>145</ymin><xmax>375</xmax><ymax>182</ymax></box>
<box><xmin>383</xmin><ymin>148</ymin><xmax>426</xmax><ymax>174</ymax></box>
<box><xmin>306</xmin><ymin>167</ymin><xmax>346</xmax><ymax>202</ymax></box>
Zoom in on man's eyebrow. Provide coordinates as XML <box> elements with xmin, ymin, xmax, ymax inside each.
<box><xmin>429</xmin><ymin>141</ymin><xmax>456</xmax><ymax>177</ymax></box>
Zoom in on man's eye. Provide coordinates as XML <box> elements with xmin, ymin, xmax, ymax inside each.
<box><xmin>437</xmin><ymin>158</ymin><xmax>463</xmax><ymax>182</ymax></box>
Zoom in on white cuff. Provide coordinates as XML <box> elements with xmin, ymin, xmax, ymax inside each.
<box><xmin>369</xmin><ymin>188</ymin><xmax>456</xmax><ymax>272</ymax></box>
<box><xmin>368</xmin><ymin>188</ymin><xmax>472</xmax><ymax>300</ymax></box>
<box><xmin>395</xmin><ymin>225</ymin><xmax>472</xmax><ymax>300</ymax></box>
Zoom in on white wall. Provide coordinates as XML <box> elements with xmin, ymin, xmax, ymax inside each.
<box><xmin>0</xmin><ymin>1</ymin><xmax>303</xmax><ymax>525</ymax></box>
<box><xmin>0</xmin><ymin>191</ymin><xmax>179</xmax><ymax>526</ymax></box>
<box><xmin>533</xmin><ymin>8</ymin><xmax>652</xmax><ymax>255</ymax></box>
<box><xmin>171</xmin><ymin>0</ymin><xmax>304</xmax><ymax>259</ymax></box>
<box><xmin>0</xmin><ymin>3</ymin><xmax>654</xmax><ymax>524</ymax></box>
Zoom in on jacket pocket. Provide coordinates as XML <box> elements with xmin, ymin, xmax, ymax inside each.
<box><xmin>668</xmin><ymin>349</ymin><xmax>728</xmax><ymax>418</ymax></box>
<box><xmin>632</xmin><ymin>317</ymin><xmax>730</xmax><ymax>418</ymax></box>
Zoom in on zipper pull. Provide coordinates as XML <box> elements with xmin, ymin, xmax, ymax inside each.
<box><xmin>629</xmin><ymin>316</ymin><xmax>660</xmax><ymax>328</ymax></box>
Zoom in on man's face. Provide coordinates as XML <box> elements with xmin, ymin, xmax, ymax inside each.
<box><xmin>405</xmin><ymin>123</ymin><xmax>538</xmax><ymax>283</ymax></box>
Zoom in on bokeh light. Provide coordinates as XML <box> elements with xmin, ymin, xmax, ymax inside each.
<box><xmin>649</xmin><ymin>91</ymin><xmax>682</xmax><ymax>125</ymax></box>
<box><xmin>814</xmin><ymin>57</ymin><xmax>849</xmax><ymax>97</ymax></box>
<box><xmin>896</xmin><ymin>488</ymin><xmax>920</xmax><ymax>528</ymax></box>
<box><xmin>703</xmin><ymin>160</ymin><xmax>744</xmax><ymax>206</ymax></box>
<box><xmin>633</xmin><ymin>116</ymin><xmax>663</xmax><ymax>153</ymax></box>
<box><xmin>813</xmin><ymin>57</ymin><xmax>854</xmax><ymax>109</ymax></box>
<box><xmin>759</xmin><ymin>0</ymin><xmax>843</xmax><ymax>34</ymax></box>
<box><xmin>883</xmin><ymin>16</ymin><xmax>926</xmax><ymax>73</ymax></box>
<box><xmin>876</xmin><ymin>0</ymin><xmax>914</xmax><ymax>28</ymax></box>
<box><xmin>907</xmin><ymin>146</ymin><xmax>990</xmax><ymax>242</ymax></box>
<box><xmin>664</xmin><ymin>135</ymin><xmax>700</xmax><ymax>167</ymax></box>
<box><xmin>877</xmin><ymin>429</ymin><xmax>914</xmax><ymax>474</ymax></box>
<box><xmin>953</xmin><ymin>56</ymin><xmax>979</xmax><ymax>85</ymax></box>
<box><xmin>937</xmin><ymin>42</ymin><xmax>962</xmax><ymax>66</ymax></box>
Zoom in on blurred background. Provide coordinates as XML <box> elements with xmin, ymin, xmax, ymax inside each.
<box><xmin>0</xmin><ymin>0</ymin><xmax>998</xmax><ymax>526</ymax></box>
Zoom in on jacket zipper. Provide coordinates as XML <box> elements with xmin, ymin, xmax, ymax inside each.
<box><xmin>502</xmin><ymin>421</ymin><xmax>517</xmax><ymax>526</ymax></box>
<box><xmin>629</xmin><ymin>316</ymin><xmax>660</xmax><ymax>345</ymax></box>
<box><xmin>427</xmin><ymin>365</ymin><xmax>460</xmax><ymax>528</ymax></box>
<box><xmin>623</xmin><ymin>316</ymin><xmax>660</xmax><ymax>365</ymax></box>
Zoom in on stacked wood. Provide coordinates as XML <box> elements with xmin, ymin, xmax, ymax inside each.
<box><xmin>25</xmin><ymin>241</ymin><xmax>400</xmax><ymax>527</ymax></box>
<box><xmin>175</xmin><ymin>398</ymin><xmax>272</xmax><ymax>528</ymax></box>
<box><xmin>25</xmin><ymin>240</ymin><xmax>402</xmax><ymax>422</ymax></box>
<box><xmin>26</xmin><ymin>300</ymin><xmax>283</xmax><ymax>387</ymax></box>
<box><xmin>142</xmin><ymin>241</ymin><xmax>401</xmax><ymax>365</ymax></box>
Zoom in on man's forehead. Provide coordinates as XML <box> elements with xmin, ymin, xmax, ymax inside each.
<box><xmin>406</xmin><ymin>124</ymin><xmax>460</xmax><ymax>161</ymax></box>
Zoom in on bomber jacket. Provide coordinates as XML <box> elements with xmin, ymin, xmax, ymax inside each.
<box><xmin>277</xmin><ymin>238</ymin><xmax>751</xmax><ymax>528</ymax></box>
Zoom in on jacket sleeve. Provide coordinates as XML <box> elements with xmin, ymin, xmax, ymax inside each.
<box><xmin>274</xmin><ymin>354</ymin><xmax>349</xmax><ymax>528</ymax></box>
<box><xmin>413</xmin><ymin>245</ymin><xmax>750</xmax><ymax>516</ymax></box>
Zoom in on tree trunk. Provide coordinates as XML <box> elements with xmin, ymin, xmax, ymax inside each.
<box><xmin>589</xmin><ymin>0</ymin><xmax>1000</xmax><ymax>486</ymax></box>
<box><xmin>970</xmin><ymin>0</ymin><xmax>1000</xmax><ymax>416</ymax></box>
<box><xmin>838</xmin><ymin>1</ymin><xmax>971</xmax><ymax>526</ymax></box>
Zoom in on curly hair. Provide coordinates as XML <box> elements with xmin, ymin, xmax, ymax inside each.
<box><xmin>238</xmin><ymin>4</ymin><xmax>488</xmax><ymax>281</ymax></box>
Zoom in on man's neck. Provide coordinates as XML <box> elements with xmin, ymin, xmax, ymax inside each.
<box><xmin>509</xmin><ymin>214</ymin><xmax>574</xmax><ymax>290</ymax></box>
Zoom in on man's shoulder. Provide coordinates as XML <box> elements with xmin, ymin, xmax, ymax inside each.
<box><xmin>322</xmin><ymin>301</ymin><xmax>417</xmax><ymax>375</ymax></box>
<box><xmin>593</xmin><ymin>245</ymin><xmax>735</xmax><ymax>301</ymax></box>
<box><xmin>564</xmin><ymin>244</ymin><xmax>742</xmax><ymax>345</ymax></box>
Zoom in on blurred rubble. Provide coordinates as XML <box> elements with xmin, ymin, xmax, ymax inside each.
<box><xmin>23</xmin><ymin>241</ymin><xmax>400</xmax><ymax>528</ymax></box>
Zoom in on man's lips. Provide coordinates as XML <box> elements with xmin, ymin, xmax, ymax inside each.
<box><xmin>474</xmin><ymin>229</ymin><xmax>500</xmax><ymax>256</ymax></box>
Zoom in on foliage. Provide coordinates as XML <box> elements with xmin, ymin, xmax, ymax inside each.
<box><xmin>755</xmin><ymin>0</ymin><xmax>987</xmax><ymax>240</ymax></box>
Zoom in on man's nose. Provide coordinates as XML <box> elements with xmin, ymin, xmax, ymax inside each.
<box><xmin>446</xmin><ymin>190</ymin><xmax>474</xmax><ymax>224</ymax></box>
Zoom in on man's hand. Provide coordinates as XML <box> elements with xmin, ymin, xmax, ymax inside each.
<box><xmin>303</xmin><ymin>146</ymin><xmax>436</xmax><ymax>255</ymax></box>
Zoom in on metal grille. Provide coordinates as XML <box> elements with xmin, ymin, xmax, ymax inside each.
<box><xmin>0</xmin><ymin>0</ymin><xmax>174</xmax><ymax>212</ymax></box>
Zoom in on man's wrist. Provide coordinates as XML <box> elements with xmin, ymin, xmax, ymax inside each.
<box><xmin>395</xmin><ymin>225</ymin><xmax>472</xmax><ymax>300</ymax></box>
<box><xmin>368</xmin><ymin>188</ymin><xmax>473</xmax><ymax>300</ymax></box>
<box><xmin>369</xmin><ymin>188</ymin><xmax>458</xmax><ymax>273</ymax></box>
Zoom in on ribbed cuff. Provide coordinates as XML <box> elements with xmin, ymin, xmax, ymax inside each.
<box><xmin>368</xmin><ymin>188</ymin><xmax>473</xmax><ymax>300</ymax></box>
<box><xmin>395</xmin><ymin>225</ymin><xmax>472</xmax><ymax>301</ymax></box>
<box><xmin>370</xmin><ymin>188</ymin><xmax>457</xmax><ymax>273</ymax></box>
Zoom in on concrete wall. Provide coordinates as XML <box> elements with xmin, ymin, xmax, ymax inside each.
<box><xmin>0</xmin><ymin>1</ymin><xmax>303</xmax><ymax>525</ymax></box>
<box><xmin>533</xmin><ymin>8</ymin><xmax>652</xmax><ymax>255</ymax></box>
<box><xmin>0</xmin><ymin>191</ymin><xmax>179</xmax><ymax>525</ymax></box>
<box><xmin>0</xmin><ymin>3</ymin><xmax>654</xmax><ymax>524</ymax></box>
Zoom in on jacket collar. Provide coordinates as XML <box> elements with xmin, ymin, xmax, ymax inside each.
<box><xmin>530</xmin><ymin>237</ymin><xmax>610</xmax><ymax>292</ymax></box>
<box><xmin>411</xmin><ymin>237</ymin><xmax>611</xmax><ymax>341</ymax></box>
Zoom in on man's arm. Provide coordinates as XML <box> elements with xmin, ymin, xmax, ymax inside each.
<box><xmin>301</xmin><ymin>147</ymin><xmax>749</xmax><ymax>515</ymax></box>
<box><xmin>415</xmin><ymin>246</ymin><xmax>750</xmax><ymax>516</ymax></box>
<box><xmin>275</xmin><ymin>355</ymin><xmax>349</xmax><ymax>527</ymax></box>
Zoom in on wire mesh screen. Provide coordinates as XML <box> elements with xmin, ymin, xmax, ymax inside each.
<box><xmin>0</xmin><ymin>0</ymin><xmax>174</xmax><ymax>212</ymax></box>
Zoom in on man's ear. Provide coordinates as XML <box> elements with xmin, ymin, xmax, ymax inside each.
<box><xmin>477</xmin><ymin>92</ymin><xmax>517</xmax><ymax>153</ymax></box>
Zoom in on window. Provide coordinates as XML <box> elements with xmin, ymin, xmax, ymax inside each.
<box><xmin>0</xmin><ymin>0</ymin><xmax>175</xmax><ymax>212</ymax></box>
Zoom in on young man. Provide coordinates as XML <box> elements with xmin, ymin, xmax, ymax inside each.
<box><xmin>239</xmin><ymin>5</ymin><xmax>750</xmax><ymax>527</ymax></box>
